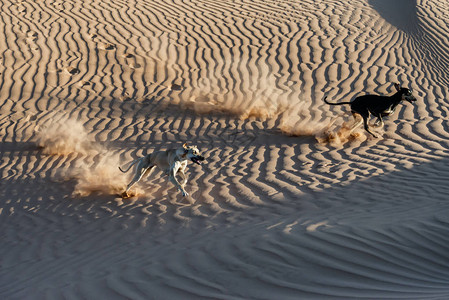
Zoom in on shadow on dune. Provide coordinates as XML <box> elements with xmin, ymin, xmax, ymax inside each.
<box><xmin>222</xmin><ymin>153</ymin><xmax>449</xmax><ymax>299</ymax></box>
<box><xmin>368</xmin><ymin>0</ymin><xmax>419</xmax><ymax>34</ymax></box>
<box><xmin>3</xmin><ymin>104</ymin><xmax>449</xmax><ymax>300</ymax></box>
<box><xmin>2</xmin><ymin>138</ymin><xmax>448</xmax><ymax>228</ymax></box>
<box><xmin>0</xmin><ymin>177</ymin><xmax>121</xmax><ymax>220</ymax></box>
<box><xmin>2</xmin><ymin>153</ymin><xmax>449</xmax><ymax>299</ymax></box>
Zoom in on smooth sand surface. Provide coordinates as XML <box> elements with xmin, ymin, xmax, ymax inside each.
<box><xmin>2</xmin><ymin>0</ymin><xmax>449</xmax><ymax>298</ymax></box>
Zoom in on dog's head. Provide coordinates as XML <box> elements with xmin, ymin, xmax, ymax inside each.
<box><xmin>182</xmin><ymin>143</ymin><xmax>205</xmax><ymax>165</ymax></box>
<box><xmin>394</xmin><ymin>83</ymin><xmax>417</xmax><ymax>103</ymax></box>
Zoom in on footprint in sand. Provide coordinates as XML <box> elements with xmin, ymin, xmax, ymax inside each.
<box><xmin>103</xmin><ymin>43</ymin><xmax>116</xmax><ymax>50</ymax></box>
<box><xmin>24</xmin><ymin>114</ymin><xmax>37</xmax><ymax>122</ymax></box>
<box><xmin>26</xmin><ymin>31</ymin><xmax>38</xmax><ymax>41</ymax></box>
<box><xmin>120</xmin><ymin>96</ymin><xmax>132</xmax><ymax>101</ymax></box>
<box><xmin>171</xmin><ymin>83</ymin><xmax>182</xmax><ymax>91</ymax></box>
<box><xmin>123</xmin><ymin>53</ymin><xmax>142</xmax><ymax>69</ymax></box>
<box><xmin>129</xmin><ymin>63</ymin><xmax>142</xmax><ymax>69</ymax></box>
<box><xmin>66</xmin><ymin>66</ymin><xmax>80</xmax><ymax>75</ymax></box>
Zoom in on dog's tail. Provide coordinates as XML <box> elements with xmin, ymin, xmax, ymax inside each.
<box><xmin>324</xmin><ymin>96</ymin><xmax>352</xmax><ymax>106</ymax></box>
<box><xmin>119</xmin><ymin>158</ymin><xmax>140</xmax><ymax>173</ymax></box>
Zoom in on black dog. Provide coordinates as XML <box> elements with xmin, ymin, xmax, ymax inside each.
<box><xmin>324</xmin><ymin>83</ymin><xmax>417</xmax><ymax>137</ymax></box>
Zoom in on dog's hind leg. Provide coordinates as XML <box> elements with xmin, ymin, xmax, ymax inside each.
<box><xmin>143</xmin><ymin>165</ymin><xmax>155</xmax><ymax>178</ymax></box>
<box><xmin>348</xmin><ymin>112</ymin><xmax>363</xmax><ymax>134</ymax></box>
<box><xmin>122</xmin><ymin>161</ymin><xmax>153</xmax><ymax>197</ymax></box>
<box><xmin>323</xmin><ymin>115</ymin><xmax>340</xmax><ymax>132</ymax></box>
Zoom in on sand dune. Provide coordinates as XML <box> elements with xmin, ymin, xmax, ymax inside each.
<box><xmin>1</xmin><ymin>0</ymin><xmax>449</xmax><ymax>298</ymax></box>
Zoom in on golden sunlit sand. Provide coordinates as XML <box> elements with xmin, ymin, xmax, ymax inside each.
<box><xmin>1</xmin><ymin>0</ymin><xmax>449</xmax><ymax>298</ymax></box>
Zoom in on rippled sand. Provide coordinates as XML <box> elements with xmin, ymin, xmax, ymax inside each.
<box><xmin>1</xmin><ymin>0</ymin><xmax>449</xmax><ymax>298</ymax></box>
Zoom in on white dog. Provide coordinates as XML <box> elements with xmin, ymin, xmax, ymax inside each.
<box><xmin>119</xmin><ymin>143</ymin><xmax>205</xmax><ymax>198</ymax></box>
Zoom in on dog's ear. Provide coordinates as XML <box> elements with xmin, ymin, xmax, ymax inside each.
<box><xmin>183</xmin><ymin>143</ymin><xmax>188</xmax><ymax>149</ymax></box>
<box><xmin>394</xmin><ymin>83</ymin><xmax>400</xmax><ymax>92</ymax></box>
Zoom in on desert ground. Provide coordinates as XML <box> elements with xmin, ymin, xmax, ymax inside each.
<box><xmin>1</xmin><ymin>0</ymin><xmax>449</xmax><ymax>299</ymax></box>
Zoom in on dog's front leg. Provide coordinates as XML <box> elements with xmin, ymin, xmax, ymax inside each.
<box><xmin>177</xmin><ymin>170</ymin><xmax>188</xmax><ymax>187</ymax></box>
<box><xmin>373</xmin><ymin>117</ymin><xmax>384</xmax><ymax>128</ymax></box>
<box><xmin>178</xmin><ymin>163</ymin><xmax>188</xmax><ymax>187</ymax></box>
<box><xmin>169</xmin><ymin>162</ymin><xmax>189</xmax><ymax>197</ymax></box>
<box><xmin>372</xmin><ymin>113</ymin><xmax>384</xmax><ymax>128</ymax></box>
<box><xmin>362</xmin><ymin>116</ymin><xmax>378</xmax><ymax>138</ymax></box>
<box><xmin>169</xmin><ymin>174</ymin><xmax>189</xmax><ymax>197</ymax></box>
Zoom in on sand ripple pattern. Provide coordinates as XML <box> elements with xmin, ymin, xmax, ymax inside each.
<box><xmin>1</xmin><ymin>0</ymin><xmax>449</xmax><ymax>298</ymax></box>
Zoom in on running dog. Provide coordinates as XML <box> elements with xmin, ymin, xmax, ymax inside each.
<box><xmin>119</xmin><ymin>143</ymin><xmax>205</xmax><ymax>198</ymax></box>
<box><xmin>324</xmin><ymin>83</ymin><xmax>417</xmax><ymax>137</ymax></box>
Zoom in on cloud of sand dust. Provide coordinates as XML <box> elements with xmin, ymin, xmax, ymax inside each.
<box><xmin>173</xmin><ymin>57</ymin><xmax>368</xmax><ymax>147</ymax></box>
<box><xmin>177</xmin><ymin>59</ymin><xmax>291</xmax><ymax>121</ymax></box>
<box><xmin>182</xmin><ymin>87</ymin><xmax>289</xmax><ymax>120</ymax></box>
<box><xmin>36</xmin><ymin>114</ymin><xmax>131</xmax><ymax>196</ymax></box>
<box><xmin>36</xmin><ymin>117</ymin><xmax>98</xmax><ymax>155</ymax></box>
<box><xmin>279</xmin><ymin>109</ymin><xmax>368</xmax><ymax>147</ymax></box>
<box><xmin>177</xmin><ymin>65</ymin><xmax>368</xmax><ymax>146</ymax></box>
<box><xmin>69</xmin><ymin>155</ymin><xmax>130</xmax><ymax>197</ymax></box>
<box><xmin>314</xmin><ymin>119</ymin><xmax>367</xmax><ymax>147</ymax></box>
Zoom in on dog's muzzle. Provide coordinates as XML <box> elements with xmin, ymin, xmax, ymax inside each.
<box><xmin>191</xmin><ymin>155</ymin><xmax>205</xmax><ymax>165</ymax></box>
<box><xmin>406</xmin><ymin>96</ymin><xmax>417</xmax><ymax>103</ymax></box>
